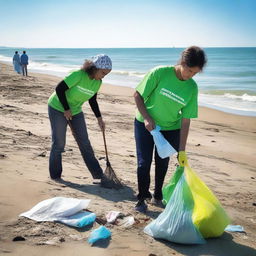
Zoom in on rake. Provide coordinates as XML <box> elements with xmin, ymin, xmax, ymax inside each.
<box><xmin>101</xmin><ymin>128</ymin><xmax>123</xmax><ymax>189</ymax></box>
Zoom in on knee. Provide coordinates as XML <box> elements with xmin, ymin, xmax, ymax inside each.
<box><xmin>155</xmin><ymin>154</ymin><xmax>169</xmax><ymax>167</ymax></box>
<box><xmin>51</xmin><ymin>141</ymin><xmax>65</xmax><ymax>153</ymax></box>
<box><xmin>138</xmin><ymin>159</ymin><xmax>151</xmax><ymax>172</ymax></box>
<box><xmin>77</xmin><ymin>138</ymin><xmax>92</xmax><ymax>149</ymax></box>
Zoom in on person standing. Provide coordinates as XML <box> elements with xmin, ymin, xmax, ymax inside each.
<box><xmin>48</xmin><ymin>54</ymin><xmax>114</xmax><ymax>188</ymax></box>
<box><xmin>134</xmin><ymin>46</ymin><xmax>207</xmax><ymax>213</ymax></box>
<box><xmin>20</xmin><ymin>51</ymin><xmax>29</xmax><ymax>76</ymax></box>
<box><xmin>12</xmin><ymin>51</ymin><xmax>21</xmax><ymax>74</ymax></box>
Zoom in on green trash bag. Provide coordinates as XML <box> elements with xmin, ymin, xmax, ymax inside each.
<box><xmin>144</xmin><ymin>165</ymin><xmax>230</xmax><ymax>244</ymax></box>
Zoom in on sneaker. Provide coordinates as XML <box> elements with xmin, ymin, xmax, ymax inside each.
<box><xmin>150</xmin><ymin>198</ymin><xmax>165</xmax><ymax>209</ymax></box>
<box><xmin>135</xmin><ymin>200</ymin><xmax>148</xmax><ymax>213</ymax></box>
<box><xmin>145</xmin><ymin>193</ymin><xmax>152</xmax><ymax>203</ymax></box>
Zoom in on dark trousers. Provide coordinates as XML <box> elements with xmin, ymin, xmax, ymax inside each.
<box><xmin>134</xmin><ymin>119</ymin><xmax>180</xmax><ymax>200</ymax></box>
<box><xmin>21</xmin><ymin>64</ymin><xmax>28</xmax><ymax>76</ymax></box>
<box><xmin>48</xmin><ymin>106</ymin><xmax>103</xmax><ymax>179</ymax></box>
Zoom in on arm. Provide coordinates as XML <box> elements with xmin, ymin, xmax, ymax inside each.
<box><xmin>178</xmin><ymin>118</ymin><xmax>190</xmax><ymax>166</ymax></box>
<box><xmin>89</xmin><ymin>93</ymin><xmax>105</xmax><ymax>131</ymax></box>
<box><xmin>55</xmin><ymin>80</ymin><xmax>72</xmax><ymax>120</ymax></box>
<box><xmin>179</xmin><ymin>118</ymin><xmax>190</xmax><ymax>151</ymax></box>
<box><xmin>134</xmin><ymin>91</ymin><xmax>155</xmax><ymax>131</ymax></box>
<box><xmin>88</xmin><ymin>93</ymin><xmax>101</xmax><ymax>118</ymax></box>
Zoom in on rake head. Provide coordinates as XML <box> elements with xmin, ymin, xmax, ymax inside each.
<box><xmin>102</xmin><ymin>160</ymin><xmax>123</xmax><ymax>190</ymax></box>
<box><xmin>101</xmin><ymin>129</ymin><xmax>123</xmax><ymax>190</ymax></box>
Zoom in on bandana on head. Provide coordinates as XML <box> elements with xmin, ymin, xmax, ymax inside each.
<box><xmin>92</xmin><ymin>54</ymin><xmax>112</xmax><ymax>69</ymax></box>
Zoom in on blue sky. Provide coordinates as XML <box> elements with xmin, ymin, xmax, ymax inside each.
<box><xmin>0</xmin><ymin>0</ymin><xmax>255</xmax><ymax>48</ymax></box>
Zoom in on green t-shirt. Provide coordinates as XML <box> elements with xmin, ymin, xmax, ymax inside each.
<box><xmin>48</xmin><ymin>70</ymin><xmax>102</xmax><ymax>115</ymax></box>
<box><xmin>136</xmin><ymin>66</ymin><xmax>198</xmax><ymax>130</ymax></box>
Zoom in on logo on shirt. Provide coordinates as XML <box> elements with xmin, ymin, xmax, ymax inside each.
<box><xmin>77</xmin><ymin>86</ymin><xmax>95</xmax><ymax>96</ymax></box>
<box><xmin>160</xmin><ymin>88</ymin><xmax>185</xmax><ymax>105</ymax></box>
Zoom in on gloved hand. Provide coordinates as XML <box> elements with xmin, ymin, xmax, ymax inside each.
<box><xmin>178</xmin><ymin>151</ymin><xmax>188</xmax><ymax>167</ymax></box>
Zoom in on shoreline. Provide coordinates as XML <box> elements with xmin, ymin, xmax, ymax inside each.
<box><xmin>1</xmin><ymin>61</ymin><xmax>256</xmax><ymax>132</ymax></box>
<box><xmin>0</xmin><ymin>62</ymin><xmax>256</xmax><ymax>256</ymax></box>
<box><xmin>1</xmin><ymin>60</ymin><xmax>255</xmax><ymax>117</ymax></box>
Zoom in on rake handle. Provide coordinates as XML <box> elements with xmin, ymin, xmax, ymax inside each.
<box><xmin>102</xmin><ymin>128</ymin><xmax>110</xmax><ymax>163</ymax></box>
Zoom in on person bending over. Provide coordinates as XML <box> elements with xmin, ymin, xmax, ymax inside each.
<box><xmin>48</xmin><ymin>54</ymin><xmax>114</xmax><ymax>188</ymax></box>
<box><xmin>134</xmin><ymin>46</ymin><xmax>207</xmax><ymax>212</ymax></box>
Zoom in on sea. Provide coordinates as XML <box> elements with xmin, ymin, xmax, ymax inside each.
<box><xmin>0</xmin><ymin>47</ymin><xmax>256</xmax><ymax>116</ymax></box>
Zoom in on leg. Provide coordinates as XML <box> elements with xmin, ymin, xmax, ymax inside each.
<box><xmin>22</xmin><ymin>65</ymin><xmax>25</xmax><ymax>76</ymax></box>
<box><xmin>154</xmin><ymin>129</ymin><xmax>180</xmax><ymax>200</ymax></box>
<box><xmin>25</xmin><ymin>65</ymin><xmax>28</xmax><ymax>76</ymax></box>
<box><xmin>48</xmin><ymin>106</ymin><xmax>67</xmax><ymax>179</ymax></box>
<box><xmin>70</xmin><ymin>112</ymin><xmax>103</xmax><ymax>179</ymax></box>
<box><xmin>134</xmin><ymin>119</ymin><xmax>154</xmax><ymax>201</ymax></box>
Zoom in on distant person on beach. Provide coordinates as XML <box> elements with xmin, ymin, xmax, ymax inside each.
<box><xmin>12</xmin><ymin>51</ymin><xmax>21</xmax><ymax>74</ymax></box>
<box><xmin>20</xmin><ymin>51</ymin><xmax>29</xmax><ymax>76</ymax></box>
<box><xmin>134</xmin><ymin>46</ymin><xmax>207</xmax><ymax>213</ymax></box>
<box><xmin>48</xmin><ymin>54</ymin><xmax>114</xmax><ymax>188</ymax></box>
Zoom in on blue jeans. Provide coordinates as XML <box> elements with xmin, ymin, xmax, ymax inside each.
<box><xmin>48</xmin><ymin>106</ymin><xmax>103</xmax><ymax>179</ymax></box>
<box><xmin>134</xmin><ymin>119</ymin><xmax>180</xmax><ymax>200</ymax></box>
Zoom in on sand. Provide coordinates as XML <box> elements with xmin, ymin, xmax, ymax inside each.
<box><xmin>0</xmin><ymin>62</ymin><xmax>255</xmax><ymax>256</ymax></box>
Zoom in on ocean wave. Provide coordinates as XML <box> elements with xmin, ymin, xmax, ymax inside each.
<box><xmin>223</xmin><ymin>93</ymin><xmax>256</xmax><ymax>102</ymax></box>
<box><xmin>46</xmin><ymin>55</ymin><xmax>58</xmax><ymax>59</ymax></box>
<box><xmin>200</xmin><ymin>92</ymin><xmax>256</xmax><ymax>102</ymax></box>
<box><xmin>0</xmin><ymin>54</ymin><xmax>12</xmax><ymax>62</ymax></box>
<box><xmin>111</xmin><ymin>70</ymin><xmax>145</xmax><ymax>78</ymax></box>
<box><xmin>199</xmin><ymin>93</ymin><xmax>256</xmax><ymax>115</ymax></box>
<box><xmin>29</xmin><ymin>61</ymin><xmax>78</xmax><ymax>73</ymax></box>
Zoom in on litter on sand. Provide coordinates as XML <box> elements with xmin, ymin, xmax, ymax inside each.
<box><xmin>105</xmin><ymin>211</ymin><xmax>121</xmax><ymax>223</ymax></box>
<box><xmin>58</xmin><ymin>211</ymin><xmax>96</xmax><ymax>227</ymax></box>
<box><xmin>87</xmin><ymin>225</ymin><xmax>111</xmax><ymax>245</ymax></box>
<box><xmin>116</xmin><ymin>216</ymin><xmax>135</xmax><ymax>227</ymax></box>
<box><xmin>225</xmin><ymin>225</ymin><xmax>245</xmax><ymax>233</ymax></box>
<box><xmin>19</xmin><ymin>197</ymin><xmax>94</xmax><ymax>227</ymax></box>
<box><xmin>105</xmin><ymin>211</ymin><xmax>135</xmax><ymax>227</ymax></box>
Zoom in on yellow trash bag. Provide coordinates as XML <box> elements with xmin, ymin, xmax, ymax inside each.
<box><xmin>144</xmin><ymin>165</ymin><xmax>230</xmax><ymax>244</ymax></box>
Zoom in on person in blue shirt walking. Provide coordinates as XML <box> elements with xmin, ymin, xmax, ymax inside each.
<box><xmin>21</xmin><ymin>51</ymin><xmax>29</xmax><ymax>76</ymax></box>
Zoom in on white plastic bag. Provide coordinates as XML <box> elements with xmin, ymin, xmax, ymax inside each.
<box><xmin>150</xmin><ymin>125</ymin><xmax>176</xmax><ymax>159</ymax></box>
<box><xmin>20</xmin><ymin>197</ymin><xmax>91</xmax><ymax>222</ymax></box>
<box><xmin>105</xmin><ymin>211</ymin><xmax>121</xmax><ymax>223</ymax></box>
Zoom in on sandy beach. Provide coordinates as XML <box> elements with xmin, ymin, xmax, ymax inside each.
<box><xmin>0</xmin><ymin>62</ymin><xmax>255</xmax><ymax>256</ymax></box>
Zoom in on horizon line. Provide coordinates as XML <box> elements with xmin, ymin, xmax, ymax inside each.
<box><xmin>1</xmin><ymin>46</ymin><xmax>256</xmax><ymax>49</ymax></box>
